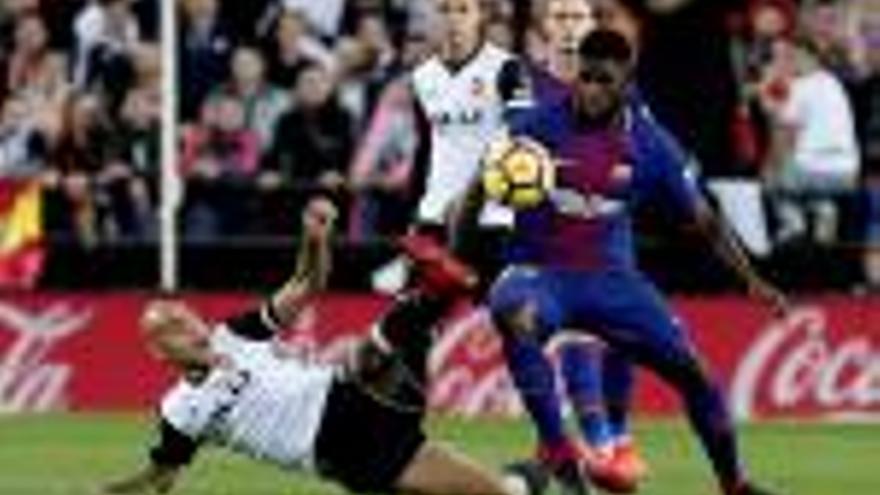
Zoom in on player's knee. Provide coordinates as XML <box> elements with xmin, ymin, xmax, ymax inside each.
<box><xmin>491</xmin><ymin>300</ymin><xmax>539</xmax><ymax>339</ymax></box>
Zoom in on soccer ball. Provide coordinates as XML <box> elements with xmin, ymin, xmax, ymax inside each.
<box><xmin>481</xmin><ymin>135</ymin><xmax>555</xmax><ymax>210</ymax></box>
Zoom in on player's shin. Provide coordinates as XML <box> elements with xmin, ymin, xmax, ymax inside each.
<box><xmin>601</xmin><ymin>348</ymin><xmax>634</xmax><ymax>443</ymax></box>
<box><xmin>559</xmin><ymin>342</ymin><xmax>613</xmax><ymax>449</ymax></box>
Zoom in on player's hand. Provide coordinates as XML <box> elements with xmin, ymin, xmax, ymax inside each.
<box><xmin>748</xmin><ymin>277</ymin><xmax>789</xmax><ymax>318</ymax></box>
<box><xmin>302</xmin><ymin>196</ymin><xmax>338</xmax><ymax>243</ymax></box>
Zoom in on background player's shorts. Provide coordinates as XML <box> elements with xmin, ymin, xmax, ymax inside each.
<box><xmin>314</xmin><ymin>379</ymin><xmax>426</xmax><ymax>493</ymax></box>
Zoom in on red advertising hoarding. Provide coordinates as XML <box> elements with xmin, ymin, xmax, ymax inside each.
<box><xmin>0</xmin><ymin>292</ymin><xmax>877</xmax><ymax>420</ymax></box>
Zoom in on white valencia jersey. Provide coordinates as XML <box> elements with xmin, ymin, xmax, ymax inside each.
<box><xmin>159</xmin><ymin>325</ymin><xmax>335</xmax><ymax>471</ymax></box>
<box><xmin>412</xmin><ymin>43</ymin><xmax>515</xmax><ymax>227</ymax></box>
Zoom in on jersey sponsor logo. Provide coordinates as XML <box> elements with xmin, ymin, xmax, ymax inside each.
<box><xmin>548</xmin><ymin>187</ymin><xmax>625</xmax><ymax>220</ymax></box>
<box><xmin>471</xmin><ymin>77</ymin><xmax>487</xmax><ymax>98</ymax></box>
<box><xmin>428</xmin><ymin>108</ymin><xmax>486</xmax><ymax>129</ymax></box>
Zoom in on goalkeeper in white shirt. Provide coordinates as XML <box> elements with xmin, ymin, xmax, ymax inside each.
<box><xmin>101</xmin><ymin>196</ymin><xmax>546</xmax><ymax>495</ymax></box>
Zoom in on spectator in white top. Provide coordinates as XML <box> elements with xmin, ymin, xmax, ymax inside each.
<box><xmin>764</xmin><ymin>35</ymin><xmax>860</xmax><ymax>190</ymax></box>
<box><xmin>0</xmin><ymin>96</ymin><xmax>49</xmax><ymax>178</ymax></box>
<box><xmin>278</xmin><ymin>0</ymin><xmax>346</xmax><ymax>39</ymax></box>
<box><xmin>262</xmin><ymin>8</ymin><xmax>335</xmax><ymax>88</ymax></box>
<box><xmin>762</xmin><ymin>35</ymin><xmax>861</xmax><ymax>245</ymax></box>
<box><xmin>73</xmin><ymin>0</ymin><xmax>141</xmax><ymax>90</ymax></box>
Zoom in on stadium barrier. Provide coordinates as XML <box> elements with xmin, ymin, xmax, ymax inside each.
<box><xmin>0</xmin><ymin>292</ymin><xmax>877</xmax><ymax>421</ymax></box>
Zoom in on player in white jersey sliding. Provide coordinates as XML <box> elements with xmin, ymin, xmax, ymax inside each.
<box><xmin>100</xmin><ymin>196</ymin><xmax>547</xmax><ymax>495</ymax></box>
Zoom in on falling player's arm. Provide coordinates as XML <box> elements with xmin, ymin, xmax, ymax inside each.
<box><xmin>266</xmin><ymin>196</ymin><xmax>336</xmax><ymax>327</ymax></box>
<box><xmin>691</xmin><ymin>197</ymin><xmax>788</xmax><ymax>314</ymax></box>
<box><xmin>221</xmin><ymin>196</ymin><xmax>337</xmax><ymax>342</ymax></box>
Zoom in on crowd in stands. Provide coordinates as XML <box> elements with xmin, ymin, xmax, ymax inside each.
<box><xmin>0</xmin><ymin>0</ymin><xmax>159</xmax><ymax>246</ymax></box>
<box><xmin>1</xmin><ymin>0</ymin><xmax>878</xmax><ymax>290</ymax></box>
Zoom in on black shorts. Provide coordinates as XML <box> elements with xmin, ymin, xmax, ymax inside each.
<box><xmin>314</xmin><ymin>378</ymin><xmax>426</xmax><ymax>494</ymax></box>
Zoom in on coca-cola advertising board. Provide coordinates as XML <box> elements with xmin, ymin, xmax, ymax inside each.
<box><xmin>0</xmin><ymin>292</ymin><xmax>877</xmax><ymax>420</ymax></box>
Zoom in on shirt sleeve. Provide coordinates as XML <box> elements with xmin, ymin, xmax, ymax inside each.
<box><xmin>638</xmin><ymin>111</ymin><xmax>703</xmax><ymax>220</ymax></box>
<box><xmin>149</xmin><ymin>418</ymin><xmax>200</xmax><ymax>468</ymax></box>
<box><xmin>223</xmin><ymin>304</ymin><xmax>280</xmax><ymax>341</ymax></box>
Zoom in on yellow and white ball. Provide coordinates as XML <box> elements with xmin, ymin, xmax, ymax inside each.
<box><xmin>482</xmin><ymin>135</ymin><xmax>555</xmax><ymax>210</ymax></box>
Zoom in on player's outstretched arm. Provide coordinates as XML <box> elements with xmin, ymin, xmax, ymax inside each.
<box><xmin>267</xmin><ymin>196</ymin><xmax>337</xmax><ymax>328</ymax></box>
<box><xmin>692</xmin><ymin>200</ymin><xmax>789</xmax><ymax>316</ymax></box>
<box><xmin>100</xmin><ymin>464</ymin><xmax>180</xmax><ymax>494</ymax></box>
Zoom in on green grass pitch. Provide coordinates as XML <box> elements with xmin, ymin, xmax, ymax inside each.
<box><xmin>0</xmin><ymin>414</ymin><xmax>877</xmax><ymax>494</ymax></box>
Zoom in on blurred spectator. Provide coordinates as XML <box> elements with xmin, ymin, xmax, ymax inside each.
<box><xmin>348</xmin><ymin>79</ymin><xmax>417</xmax><ymax>240</ymax></box>
<box><xmin>731</xmin><ymin>0</ymin><xmax>797</xmax><ymax>173</ymax></box>
<box><xmin>487</xmin><ymin>16</ymin><xmax>515</xmax><ymax>51</ymax></box>
<box><xmin>761</xmin><ymin>36</ymin><xmax>861</xmax><ymax>245</ymax></box>
<box><xmin>209</xmin><ymin>46</ymin><xmax>289</xmax><ymax>150</ymax></box>
<box><xmin>635</xmin><ymin>0</ymin><xmax>744</xmax><ymax>177</ymax></box>
<box><xmin>0</xmin><ymin>96</ymin><xmax>50</xmax><ymax>178</ymax></box>
<box><xmin>181</xmin><ymin>95</ymin><xmax>261</xmax><ymax>238</ymax></box>
<box><xmin>74</xmin><ymin>0</ymin><xmax>142</xmax><ymax>105</ymax></box>
<box><xmin>99</xmin><ymin>64</ymin><xmax>161</xmax><ymax>240</ymax></box>
<box><xmin>262</xmin><ymin>8</ymin><xmax>335</xmax><ymax>88</ymax></box>
<box><xmin>179</xmin><ymin>0</ymin><xmax>235</xmax><ymax>122</ymax></box>
<box><xmin>800</xmin><ymin>0</ymin><xmax>858</xmax><ymax>80</ymax></box>
<box><xmin>335</xmin><ymin>13</ymin><xmax>399</xmax><ymax>129</ymax></box>
<box><xmin>7</xmin><ymin>13</ymin><xmax>68</xmax><ymax>110</ymax></box>
<box><xmin>854</xmin><ymin>8</ymin><xmax>880</xmax><ymax>287</ymax></box>
<box><xmin>44</xmin><ymin>93</ymin><xmax>113</xmax><ymax>246</ymax></box>
<box><xmin>0</xmin><ymin>0</ymin><xmax>41</xmax><ymax>51</ymax></box>
<box><xmin>277</xmin><ymin>0</ymin><xmax>347</xmax><ymax>39</ymax></box>
<box><xmin>263</xmin><ymin>63</ymin><xmax>354</xmax><ymax>192</ymax></box>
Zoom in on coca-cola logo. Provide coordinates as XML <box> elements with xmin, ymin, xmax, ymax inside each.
<box><xmin>0</xmin><ymin>303</ymin><xmax>92</xmax><ymax>412</ymax></box>
<box><xmin>731</xmin><ymin>306</ymin><xmax>880</xmax><ymax>420</ymax></box>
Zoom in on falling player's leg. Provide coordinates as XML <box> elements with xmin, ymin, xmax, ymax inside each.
<box><xmin>570</xmin><ymin>270</ymin><xmax>774</xmax><ymax>495</ymax></box>
<box><xmin>394</xmin><ymin>442</ymin><xmax>548</xmax><ymax>495</ymax></box>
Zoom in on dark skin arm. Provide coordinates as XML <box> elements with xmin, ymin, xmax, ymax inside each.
<box><xmin>689</xmin><ymin>197</ymin><xmax>789</xmax><ymax>316</ymax></box>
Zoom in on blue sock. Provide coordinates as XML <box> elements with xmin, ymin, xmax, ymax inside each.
<box><xmin>559</xmin><ymin>341</ymin><xmax>612</xmax><ymax>448</ymax></box>
<box><xmin>503</xmin><ymin>335</ymin><xmax>568</xmax><ymax>447</ymax></box>
<box><xmin>602</xmin><ymin>348</ymin><xmax>634</xmax><ymax>441</ymax></box>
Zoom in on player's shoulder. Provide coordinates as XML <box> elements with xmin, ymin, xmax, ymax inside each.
<box><xmin>627</xmin><ymin>99</ymin><xmax>683</xmax><ymax>157</ymax></box>
<box><xmin>412</xmin><ymin>54</ymin><xmax>444</xmax><ymax>82</ymax></box>
<box><xmin>481</xmin><ymin>42</ymin><xmax>516</xmax><ymax>65</ymax></box>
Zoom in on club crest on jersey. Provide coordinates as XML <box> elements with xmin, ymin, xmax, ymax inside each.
<box><xmin>610</xmin><ymin>163</ymin><xmax>634</xmax><ymax>187</ymax></box>
<box><xmin>471</xmin><ymin>78</ymin><xmax>488</xmax><ymax>98</ymax></box>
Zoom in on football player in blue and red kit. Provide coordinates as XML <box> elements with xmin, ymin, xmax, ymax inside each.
<box><xmin>486</xmin><ymin>29</ymin><xmax>786</xmax><ymax>495</ymax></box>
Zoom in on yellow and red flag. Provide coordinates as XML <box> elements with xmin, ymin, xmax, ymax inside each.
<box><xmin>0</xmin><ymin>180</ymin><xmax>44</xmax><ymax>288</ymax></box>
